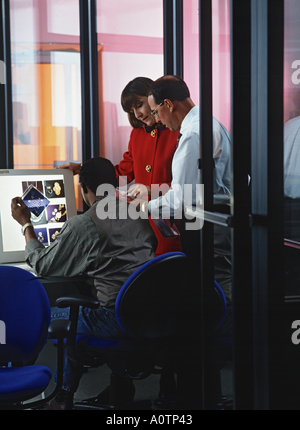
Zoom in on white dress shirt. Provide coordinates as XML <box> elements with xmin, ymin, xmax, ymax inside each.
<box><xmin>148</xmin><ymin>106</ymin><xmax>231</xmax><ymax>219</ymax></box>
<box><xmin>284</xmin><ymin>116</ymin><xmax>300</xmax><ymax>199</ymax></box>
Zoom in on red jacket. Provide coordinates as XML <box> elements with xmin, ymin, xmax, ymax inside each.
<box><xmin>115</xmin><ymin>126</ymin><xmax>182</xmax><ymax>255</ymax></box>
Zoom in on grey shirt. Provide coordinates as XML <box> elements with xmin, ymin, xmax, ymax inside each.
<box><xmin>26</xmin><ymin>196</ymin><xmax>157</xmax><ymax>307</ymax></box>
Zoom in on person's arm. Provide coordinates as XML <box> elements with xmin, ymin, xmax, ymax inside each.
<box><xmin>11</xmin><ymin>197</ymin><xmax>100</xmax><ymax>277</ymax></box>
<box><xmin>11</xmin><ymin>197</ymin><xmax>38</xmax><ymax>243</ymax></box>
<box><xmin>24</xmin><ymin>216</ymin><xmax>101</xmax><ymax>278</ymax></box>
<box><xmin>148</xmin><ymin>132</ymin><xmax>200</xmax><ymax>219</ymax></box>
<box><xmin>55</xmin><ymin>162</ymin><xmax>82</xmax><ymax>176</ymax></box>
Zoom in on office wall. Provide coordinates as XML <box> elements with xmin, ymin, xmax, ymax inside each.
<box><xmin>96</xmin><ymin>0</ymin><xmax>164</xmax><ymax>165</ymax></box>
<box><xmin>10</xmin><ymin>0</ymin><xmax>164</xmax><ymax>170</ymax></box>
<box><xmin>183</xmin><ymin>0</ymin><xmax>231</xmax><ymax>132</ymax></box>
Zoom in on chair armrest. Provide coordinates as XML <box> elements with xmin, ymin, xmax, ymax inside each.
<box><xmin>28</xmin><ymin>321</ymin><xmax>70</xmax><ymax>410</ymax></box>
<box><xmin>37</xmin><ymin>275</ymin><xmax>84</xmax><ymax>284</ymax></box>
<box><xmin>48</xmin><ymin>320</ymin><xmax>72</xmax><ymax>340</ymax></box>
<box><xmin>55</xmin><ymin>294</ymin><xmax>100</xmax><ymax>310</ymax></box>
<box><xmin>53</xmin><ymin>295</ymin><xmax>99</xmax><ymax>366</ymax></box>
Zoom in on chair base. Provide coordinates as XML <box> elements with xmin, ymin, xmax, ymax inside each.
<box><xmin>153</xmin><ymin>396</ymin><xmax>179</xmax><ymax>410</ymax></box>
<box><xmin>73</xmin><ymin>399</ymin><xmax>153</xmax><ymax>411</ymax></box>
<box><xmin>216</xmin><ymin>397</ymin><xmax>233</xmax><ymax>410</ymax></box>
<box><xmin>72</xmin><ymin>377</ymin><xmax>153</xmax><ymax>411</ymax></box>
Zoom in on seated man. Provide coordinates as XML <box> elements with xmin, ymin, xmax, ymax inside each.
<box><xmin>11</xmin><ymin>157</ymin><xmax>158</xmax><ymax>410</ymax></box>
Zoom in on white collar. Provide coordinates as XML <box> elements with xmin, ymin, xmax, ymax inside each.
<box><xmin>180</xmin><ymin>106</ymin><xmax>199</xmax><ymax>135</ymax></box>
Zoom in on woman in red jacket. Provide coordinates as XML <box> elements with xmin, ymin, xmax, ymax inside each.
<box><xmin>59</xmin><ymin>77</ymin><xmax>181</xmax><ymax>256</ymax></box>
<box><xmin>117</xmin><ymin>77</ymin><xmax>181</xmax><ymax>256</ymax></box>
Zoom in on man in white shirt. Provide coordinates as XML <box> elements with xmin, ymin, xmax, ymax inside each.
<box><xmin>147</xmin><ymin>75</ymin><xmax>231</xmax><ymax>221</ymax></box>
<box><xmin>147</xmin><ymin>75</ymin><xmax>232</xmax><ymax>303</ymax></box>
<box><xmin>147</xmin><ymin>75</ymin><xmax>232</xmax><ymax>409</ymax></box>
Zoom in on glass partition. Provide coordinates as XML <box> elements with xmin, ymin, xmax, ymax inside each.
<box><xmin>96</xmin><ymin>0</ymin><xmax>164</xmax><ymax>165</ymax></box>
<box><xmin>10</xmin><ymin>0</ymin><xmax>82</xmax><ymax>209</ymax></box>
<box><xmin>183</xmin><ymin>0</ymin><xmax>199</xmax><ymax>104</ymax></box>
<box><xmin>183</xmin><ymin>0</ymin><xmax>231</xmax><ymax>131</ymax></box>
<box><xmin>10</xmin><ymin>0</ymin><xmax>82</xmax><ymax>170</ymax></box>
<box><xmin>183</xmin><ymin>0</ymin><xmax>233</xmax><ymax>407</ymax></box>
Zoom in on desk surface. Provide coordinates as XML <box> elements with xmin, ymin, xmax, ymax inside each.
<box><xmin>3</xmin><ymin>263</ymin><xmax>85</xmax><ymax>307</ymax></box>
<box><xmin>4</xmin><ymin>262</ymin><xmax>36</xmax><ymax>274</ymax></box>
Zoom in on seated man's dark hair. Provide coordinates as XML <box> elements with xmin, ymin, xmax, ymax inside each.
<box><xmin>149</xmin><ymin>75</ymin><xmax>190</xmax><ymax>105</ymax></box>
<box><xmin>79</xmin><ymin>157</ymin><xmax>118</xmax><ymax>195</ymax></box>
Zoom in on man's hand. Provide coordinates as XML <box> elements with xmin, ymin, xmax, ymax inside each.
<box><xmin>55</xmin><ymin>162</ymin><xmax>81</xmax><ymax>176</ymax></box>
<box><xmin>11</xmin><ymin>197</ymin><xmax>31</xmax><ymax>226</ymax></box>
<box><xmin>126</xmin><ymin>184</ymin><xmax>150</xmax><ymax>199</ymax></box>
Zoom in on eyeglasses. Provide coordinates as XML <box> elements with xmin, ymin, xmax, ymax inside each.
<box><xmin>151</xmin><ymin>102</ymin><xmax>163</xmax><ymax>117</ymax></box>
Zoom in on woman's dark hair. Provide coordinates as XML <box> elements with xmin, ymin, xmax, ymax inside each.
<box><xmin>80</xmin><ymin>157</ymin><xmax>118</xmax><ymax>195</ymax></box>
<box><xmin>121</xmin><ymin>77</ymin><xmax>154</xmax><ymax>128</ymax></box>
<box><xmin>149</xmin><ymin>75</ymin><xmax>190</xmax><ymax>105</ymax></box>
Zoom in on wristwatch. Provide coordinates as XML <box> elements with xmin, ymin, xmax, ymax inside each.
<box><xmin>141</xmin><ymin>201</ymin><xmax>148</xmax><ymax>214</ymax></box>
<box><xmin>21</xmin><ymin>223</ymin><xmax>33</xmax><ymax>236</ymax></box>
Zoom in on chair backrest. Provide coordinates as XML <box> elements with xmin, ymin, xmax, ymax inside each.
<box><xmin>115</xmin><ymin>252</ymin><xmax>188</xmax><ymax>339</ymax></box>
<box><xmin>0</xmin><ymin>266</ymin><xmax>51</xmax><ymax>363</ymax></box>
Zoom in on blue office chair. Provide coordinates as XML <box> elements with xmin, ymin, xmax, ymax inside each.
<box><xmin>0</xmin><ymin>266</ymin><xmax>69</xmax><ymax>410</ymax></box>
<box><xmin>54</xmin><ymin>252</ymin><xmax>188</xmax><ymax>410</ymax></box>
